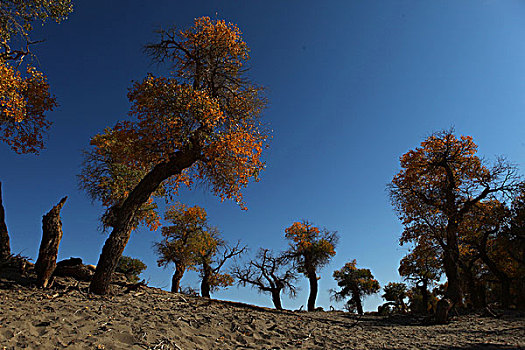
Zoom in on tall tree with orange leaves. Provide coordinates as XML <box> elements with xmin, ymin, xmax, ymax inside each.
<box><xmin>0</xmin><ymin>0</ymin><xmax>72</xmax><ymax>262</ymax></box>
<box><xmin>389</xmin><ymin>130</ymin><xmax>520</xmax><ymax>316</ymax></box>
<box><xmin>284</xmin><ymin>221</ymin><xmax>338</xmax><ymax>311</ymax></box>
<box><xmin>84</xmin><ymin>17</ymin><xmax>269</xmax><ymax>294</ymax></box>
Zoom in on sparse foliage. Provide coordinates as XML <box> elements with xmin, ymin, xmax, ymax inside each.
<box><xmin>195</xmin><ymin>236</ymin><xmax>245</xmax><ymax>298</ymax></box>
<box><xmin>232</xmin><ymin>248</ymin><xmax>298</xmax><ymax>309</ymax></box>
<box><xmin>0</xmin><ymin>0</ymin><xmax>73</xmax><ymax>61</ymax></box>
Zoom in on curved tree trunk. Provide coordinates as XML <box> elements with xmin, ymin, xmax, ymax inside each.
<box><xmin>201</xmin><ymin>261</ymin><xmax>212</xmax><ymax>298</ymax></box>
<box><xmin>307</xmin><ymin>270</ymin><xmax>318</xmax><ymax>311</ymax></box>
<box><xmin>271</xmin><ymin>288</ymin><xmax>283</xmax><ymax>310</ymax></box>
<box><xmin>171</xmin><ymin>263</ymin><xmax>185</xmax><ymax>293</ymax></box>
<box><xmin>90</xmin><ymin>147</ymin><xmax>201</xmax><ymax>295</ymax></box>
<box><xmin>35</xmin><ymin>197</ymin><xmax>68</xmax><ymax>288</ymax></box>
<box><xmin>0</xmin><ymin>182</ymin><xmax>11</xmax><ymax>262</ymax></box>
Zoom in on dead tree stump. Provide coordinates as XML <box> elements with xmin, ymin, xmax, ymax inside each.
<box><xmin>35</xmin><ymin>197</ymin><xmax>68</xmax><ymax>288</ymax></box>
<box><xmin>0</xmin><ymin>182</ymin><xmax>11</xmax><ymax>262</ymax></box>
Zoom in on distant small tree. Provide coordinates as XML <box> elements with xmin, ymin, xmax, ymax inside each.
<box><xmin>232</xmin><ymin>248</ymin><xmax>298</xmax><ymax>309</ymax></box>
<box><xmin>154</xmin><ymin>203</ymin><xmax>210</xmax><ymax>292</ymax></box>
<box><xmin>284</xmin><ymin>220</ymin><xmax>338</xmax><ymax>311</ymax></box>
<box><xmin>407</xmin><ymin>286</ymin><xmax>439</xmax><ymax>314</ymax></box>
<box><xmin>399</xmin><ymin>241</ymin><xmax>442</xmax><ymax>314</ymax></box>
<box><xmin>331</xmin><ymin>260</ymin><xmax>380</xmax><ymax>315</ymax></box>
<box><xmin>116</xmin><ymin>255</ymin><xmax>147</xmax><ymax>283</ymax></box>
<box><xmin>382</xmin><ymin>282</ymin><xmax>408</xmax><ymax>313</ymax></box>
<box><xmin>193</xmin><ymin>231</ymin><xmax>245</xmax><ymax>298</ymax></box>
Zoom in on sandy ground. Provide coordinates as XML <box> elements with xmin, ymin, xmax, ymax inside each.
<box><xmin>1</xmin><ymin>276</ymin><xmax>524</xmax><ymax>349</ymax></box>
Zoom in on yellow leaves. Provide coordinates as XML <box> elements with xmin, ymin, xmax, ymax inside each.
<box><xmin>284</xmin><ymin>220</ymin><xmax>337</xmax><ymax>275</ymax></box>
<box><xmin>0</xmin><ymin>59</ymin><xmax>55</xmax><ymax>153</ymax></box>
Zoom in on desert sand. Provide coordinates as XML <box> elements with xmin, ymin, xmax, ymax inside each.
<box><xmin>1</xmin><ymin>273</ymin><xmax>524</xmax><ymax>349</ymax></box>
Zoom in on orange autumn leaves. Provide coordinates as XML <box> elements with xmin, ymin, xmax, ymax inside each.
<box><xmin>81</xmin><ymin>17</ymin><xmax>269</xmax><ymax>228</ymax></box>
<box><xmin>284</xmin><ymin>221</ymin><xmax>337</xmax><ymax>276</ymax></box>
<box><xmin>0</xmin><ymin>0</ymin><xmax>73</xmax><ymax>154</ymax></box>
<box><xmin>174</xmin><ymin>17</ymin><xmax>249</xmax><ymax>83</ymax></box>
<box><xmin>285</xmin><ymin>221</ymin><xmax>336</xmax><ymax>257</ymax></box>
<box><xmin>156</xmin><ymin>203</ymin><xmax>214</xmax><ymax>270</ymax></box>
<box><xmin>0</xmin><ymin>59</ymin><xmax>55</xmax><ymax>154</ymax></box>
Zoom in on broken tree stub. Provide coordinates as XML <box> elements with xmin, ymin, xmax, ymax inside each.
<box><xmin>35</xmin><ymin>196</ymin><xmax>68</xmax><ymax>288</ymax></box>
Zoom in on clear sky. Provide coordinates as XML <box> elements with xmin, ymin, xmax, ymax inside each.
<box><xmin>2</xmin><ymin>0</ymin><xmax>525</xmax><ymax>311</ymax></box>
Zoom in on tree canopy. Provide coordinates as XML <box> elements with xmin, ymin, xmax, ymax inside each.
<box><xmin>332</xmin><ymin>260</ymin><xmax>380</xmax><ymax>315</ymax></box>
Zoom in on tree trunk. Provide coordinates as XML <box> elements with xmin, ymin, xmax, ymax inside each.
<box><xmin>478</xmin><ymin>248</ymin><xmax>512</xmax><ymax>309</ymax></box>
<box><xmin>171</xmin><ymin>263</ymin><xmax>185</xmax><ymax>293</ymax></box>
<box><xmin>443</xmin><ymin>223</ymin><xmax>462</xmax><ymax>305</ymax></box>
<box><xmin>460</xmin><ymin>261</ymin><xmax>484</xmax><ymax>309</ymax></box>
<box><xmin>352</xmin><ymin>287</ymin><xmax>364</xmax><ymax>315</ymax></box>
<box><xmin>271</xmin><ymin>288</ymin><xmax>283</xmax><ymax>310</ymax></box>
<box><xmin>90</xmin><ymin>147</ymin><xmax>201</xmax><ymax>295</ymax></box>
<box><xmin>201</xmin><ymin>261</ymin><xmax>212</xmax><ymax>298</ymax></box>
<box><xmin>0</xmin><ymin>182</ymin><xmax>11</xmax><ymax>262</ymax></box>
<box><xmin>34</xmin><ymin>197</ymin><xmax>68</xmax><ymax>288</ymax></box>
<box><xmin>307</xmin><ymin>270</ymin><xmax>318</xmax><ymax>311</ymax></box>
<box><xmin>500</xmin><ymin>279</ymin><xmax>511</xmax><ymax>309</ymax></box>
<box><xmin>420</xmin><ymin>280</ymin><xmax>430</xmax><ymax>314</ymax></box>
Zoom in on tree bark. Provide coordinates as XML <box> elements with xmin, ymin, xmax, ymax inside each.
<box><xmin>352</xmin><ymin>287</ymin><xmax>364</xmax><ymax>315</ymax></box>
<box><xmin>171</xmin><ymin>263</ymin><xmax>185</xmax><ymax>293</ymax></box>
<box><xmin>443</xmin><ymin>222</ymin><xmax>462</xmax><ymax>305</ymax></box>
<box><xmin>307</xmin><ymin>270</ymin><xmax>318</xmax><ymax>311</ymax></box>
<box><xmin>420</xmin><ymin>279</ymin><xmax>430</xmax><ymax>314</ymax></box>
<box><xmin>34</xmin><ymin>196</ymin><xmax>68</xmax><ymax>288</ymax></box>
<box><xmin>271</xmin><ymin>288</ymin><xmax>283</xmax><ymax>310</ymax></box>
<box><xmin>0</xmin><ymin>182</ymin><xmax>11</xmax><ymax>262</ymax></box>
<box><xmin>201</xmin><ymin>261</ymin><xmax>212</xmax><ymax>298</ymax></box>
<box><xmin>460</xmin><ymin>260</ymin><xmax>484</xmax><ymax>309</ymax></box>
<box><xmin>90</xmin><ymin>146</ymin><xmax>201</xmax><ymax>295</ymax></box>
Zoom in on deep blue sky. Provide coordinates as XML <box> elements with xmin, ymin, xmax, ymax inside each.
<box><xmin>2</xmin><ymin>0</ymin><xmax>525</xmax><ymax>311</ymax></box>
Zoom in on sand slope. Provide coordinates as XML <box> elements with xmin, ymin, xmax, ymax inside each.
<box><xmin>0</xmin><ymin>277</ymin><xmax>524</xmax><ymax>349</ymax></box>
